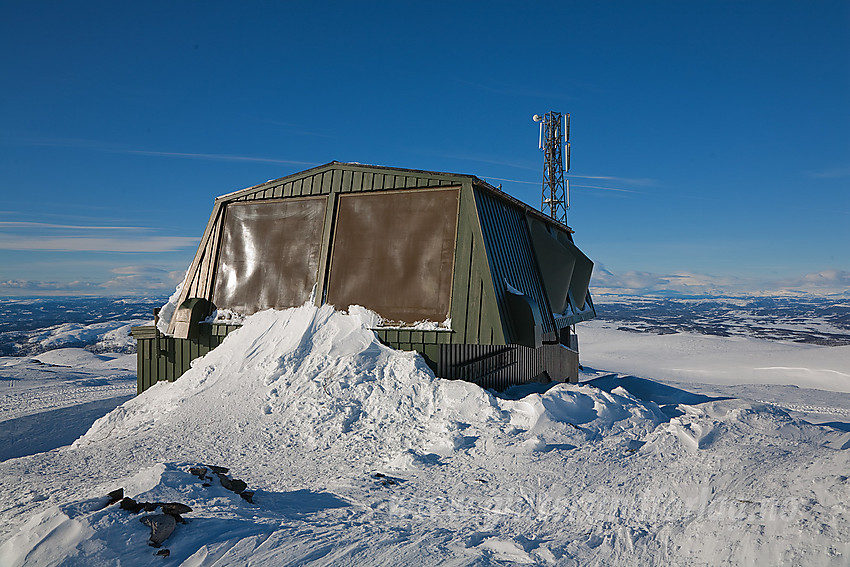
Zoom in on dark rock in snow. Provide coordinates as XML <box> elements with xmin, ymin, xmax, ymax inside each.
<box><xmin>140</xmin><ymin>513</ymin><xmax>177</xmax><ymax>547</ymax></box>
<box><xmin>373</xmin><ymin>472</ymin><xmax>400</xmax><ymax>486</ymax></box>
<box><xmin>120</xmin><ymin>497</ymin><xmax>143</xmax><ymax>513</ymax></box>
<box><xmin>156</xmin><ymin>549</ymin><xmax>170</xmax><ymax>557</ymax></box>
<box><xmin>106</xmin><ymin>488</ymin><xmax>124</xmax><ymax>506</ymax></box>
<box><xmin>160</xmin><ymin>502</ymin><xmax>192</xmax><ymax>515</ymax></box>
<box><xmin>205</xmin><ymin>464</ymin><xmax>229</xmax><ymax>474</ymax></box>
<box><xmin>240</xmin><ymin>490</ymin><xmax>254</xmax><ymax>503</ymax></box>
<box><xmin>217</xmin><ymin>473</ymin><xmax>247</xmax><ymax>494</ymax></box>
<box><xmin>188</xmin><ymin>466</ymin><xmax>209</xmax><ymax>479</ymax></box>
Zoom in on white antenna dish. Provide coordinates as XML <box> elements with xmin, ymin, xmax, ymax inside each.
<box><xmin>532</xmin><ymin>114</ymin><xmax>543</xmax><ymax>122</ymax></box>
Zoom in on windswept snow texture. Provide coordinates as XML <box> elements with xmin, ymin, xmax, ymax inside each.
<box><xmin>1</xmin><ymin>303</ymin><xmax>849</xmax><ymax>566</ymax></box>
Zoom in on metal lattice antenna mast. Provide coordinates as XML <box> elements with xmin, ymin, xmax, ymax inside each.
<box><xmin>534</xmin><ymin>112</ymin><xmax>570</xmax><ymax>224</ymax></box>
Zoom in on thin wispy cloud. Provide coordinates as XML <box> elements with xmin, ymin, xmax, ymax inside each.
<box><xmin>427</xmin><ymin>151</ymin><xmax>540</xmax><ymax>172</ymax></box>
<box><xmin>0</xmin><ymin>235</ymin><xmax>199</xmax><ymax>253</ymax></box>
<box><xmin>591</xmin><ymin>265</ymin><xmax>850</xmax><ymax>297</ymax></box>
<box><xmin>122</xmin><ymin>150</ymin><xmax>317</xmax><ymax>166</ymax></box>
<box><xmin>570</xmin><ymin>184</ymin><xmax>642</xmax><ymax>194</ymax></box>
<box><xmin>0</xmin><ymin>221</ymin><xmax>147</xmax><ymax>230</ymax></box>
<box><xmin>482</xmin><ymin>176</ymin><xmax>538</xmax><ymax>185</ymax></box>
<box><xmin>807</xmin><ymin>166</ymin><xmax>850</xmax><ymax>179</ymax></box>
<box><xmin>6</xmin><ymin>136</ymin><xmax>317</xmax><ymax>167</ymax></box>
<box><xmin>0</xmin><ymin>265</ymin><xmax>186</xmax><ymax>295</ymax></box>
<box><xmin>569</xmin><ymin>174</ymin><xmax>657</xmax><ymax>186</ymax></box>
<box><xmin>482</xmin><ymin>176</ymin><xmax>643</xmax><ymax>195</ymax></box>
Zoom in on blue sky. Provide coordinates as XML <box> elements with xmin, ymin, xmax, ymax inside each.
<box><xmin>1</xmin><ymin>1</ymin><xmax>848</xmax><ymax>297</ymax></box>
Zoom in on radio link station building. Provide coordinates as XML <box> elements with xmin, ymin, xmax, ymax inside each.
<box><xmin>132</xmin><ymin>162</ymin><xmax>596</xmax><ymax>393</ymax></box>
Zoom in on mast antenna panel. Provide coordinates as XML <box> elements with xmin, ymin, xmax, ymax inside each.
<box><xmin>533</xmin><ymin>111</ymin><xmax>570</xmax><ymax>224</ymax></box>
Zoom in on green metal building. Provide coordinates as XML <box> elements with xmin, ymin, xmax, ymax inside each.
<box><xmin>131</xmin><ymin>162</ymin><xmax>596</xmax><ymax>393</ymax></box>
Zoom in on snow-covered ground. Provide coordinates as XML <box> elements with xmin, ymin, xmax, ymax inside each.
<box><xmin>1</xmin><ymin>303</ymin><xmax>849</xmax><ymax>566</ymax></box>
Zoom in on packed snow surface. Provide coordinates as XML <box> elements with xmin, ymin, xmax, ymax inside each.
<box><xmin>1</xmin><ymin>304</ymin><xmax>849</xmax><ymax>565</ymax></box>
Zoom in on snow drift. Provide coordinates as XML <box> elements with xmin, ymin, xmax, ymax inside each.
<box><xmin>2</xmin><ymin>304</ymin><xmax>849</xmax><ymax>566</ymax></box>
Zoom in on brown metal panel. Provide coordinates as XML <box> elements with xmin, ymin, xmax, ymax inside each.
<box><xmin>326</xmin><ymin>188</ymin><xmax>459</xmax><ymax>325</ymax></box>
<box><xmin>212</xmin><ymin>197</ymin><xmax>327</xmax><ymax>314</ymax></box>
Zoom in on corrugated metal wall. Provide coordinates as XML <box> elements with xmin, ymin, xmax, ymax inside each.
<box><xmin>437</xmin><ymin>343</ymin><xmax>578</xmax><ymax>390</ymax></box>
<box><xmin>133</xmin><ymin>323</ymin><xmax>239</xmax><ymax>394</ymax></box>
<box><xmin>473</xmin><ymin>187</ymin><xmax>557</xmax><ymax>343</ymax></box>
<box><xmin>231</xmin><ymin>165</ymin><xmax>460</xmax><ymax>202</ymax></box>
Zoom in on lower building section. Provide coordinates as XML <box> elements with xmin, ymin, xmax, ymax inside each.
<box><xmin>131</xmin><ymin>323</ymin><xmax>238</xmax><ymax>394</ymax></box>
<box><xmin>131</xmin><ymin>323</ymin><xmax>579</xmax><ymax>395</ymax></box>
<box><xmin>436</xmin><ymin>343</ymin><xmax>578</xmax><ymax>390</ymax></box>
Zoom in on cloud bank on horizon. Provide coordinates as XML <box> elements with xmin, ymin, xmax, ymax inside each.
<box><xmin>591</xmin><ymin>266</ymin><xmax>850</xmax><ymax>298</ymax></box>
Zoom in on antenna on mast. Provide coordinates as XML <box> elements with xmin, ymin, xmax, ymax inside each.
<box><xmin>533</xmin><ymin>112</ymin><xmax>570</xmax><ymax>225</ymax></box>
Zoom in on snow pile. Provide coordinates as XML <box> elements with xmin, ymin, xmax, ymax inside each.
<box><xmin>155</xmin><ymin>279</ymin><xmax>184</xmax><ymax>335</ymax></box>
<box><xmin>2</xmin><ymin>304</ymin><xmax>849</xmax><ymax>565</ymax></box>
<box><xmin>202</xmin><ymin>308</ymin><xmax>246</xmax><ymax>325</ymax></box>
<box><xmin>75</xmin><ymin>304</ymin><xmax>508</xmax><ymax>473</ymax></box>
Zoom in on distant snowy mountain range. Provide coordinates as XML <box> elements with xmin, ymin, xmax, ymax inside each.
<box><xmin>594</xmin><ymin>294</ymin><xmax>850</xmax><ymax>346</ymax></box>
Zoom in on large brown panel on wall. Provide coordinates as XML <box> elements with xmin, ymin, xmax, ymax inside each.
<box><xmin>326</xmin><ymin>188</ymin><xmax>460</xmax><ymax>324</ymax></box>
<box><xmin>212</xmin><ymin>197</ymin><xmax>327</xmax><ymax>314</ymax></box>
